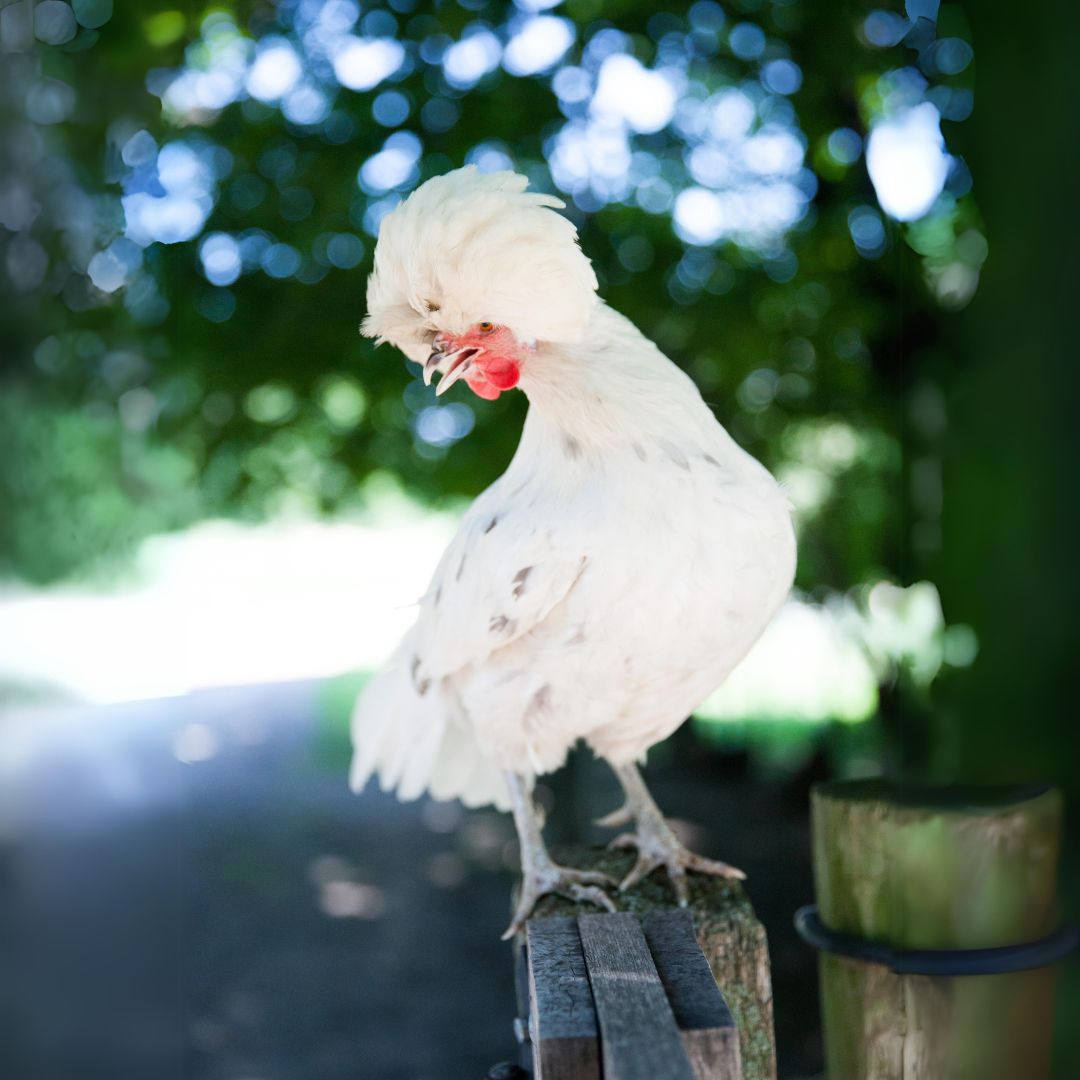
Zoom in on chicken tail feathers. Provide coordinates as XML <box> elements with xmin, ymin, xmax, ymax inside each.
<box><xmin>349</xmin><ymin>645</ymin><xmax>509</xmax><ymax>811</ymax></box>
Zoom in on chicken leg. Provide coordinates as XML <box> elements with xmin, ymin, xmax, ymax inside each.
<box><xmin>601</xmin><ymin>763</ymin><xmax>745</xmax><ymax>905</ymax></box>
<box><xmin>503</xmin><ymin>771</ymin><xmax>616</xmax><ymax>939</ymax></box>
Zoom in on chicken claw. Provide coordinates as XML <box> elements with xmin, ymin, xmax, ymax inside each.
<box><xmin>593</xmin><ymin>801</ymin><xmax>634</xmax><ymax>829</ymax></box>
<box><xmin>502</xmin><ymin>864</ymin><xmax>617</xmax><ymax>940</ymax></box>
<box><xmin>610</xmin><ymin>821</ymin><xmax>745</xmax><ymax>906</ymax></box>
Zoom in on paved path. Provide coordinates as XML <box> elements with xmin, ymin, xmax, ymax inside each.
<box><xmin>0</xmin><ymin>681</ymin><xmax>820</xmax><ymax>1079</ymax></box>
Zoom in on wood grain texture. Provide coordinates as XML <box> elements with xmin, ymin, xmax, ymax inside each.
<box><xmin>526</xmin><ymin>917</ymin><xmax>599</xmax><ymax>1080</ymax></box>
<box><xmin>527</xmin><ymin>846</ymin><xmax>773</xmax><ymax>1075</ymax></box>
<box><xmin>687</xmin><ymin>887</ymin><xmax>775</xmax><ymax>1079</ymax></box>
<box><xmin>527</xmin><ymin>846</ymin><xmax>776</xmax><ymax>1079</ymax></box>
<box><xmin>812</xmin><ymin>781</ymin><xmax>1063</xmax><ymax>1080</ymax></box>
<box><xmin>643</xmin><ymin>909</ymin><xmax>742</xmax><ymax>1080</ymax></box>
<box><xmin>577</xmin><ymin>912</ymin><xmax>695</xmax><ymax>1080</ymax></box>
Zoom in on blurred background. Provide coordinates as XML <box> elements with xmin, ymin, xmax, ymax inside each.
<box><xmin>1</xmin><ymin>0</ymin><xmax>1077</xmax><ymax>1077</ymax></box>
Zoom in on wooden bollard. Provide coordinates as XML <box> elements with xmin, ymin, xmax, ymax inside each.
<box><xmin>805</xmin><ymin>780</ymin><xmax>1070</xmax><ymax>1080</ymax></box>
<box><xmin>515</xmin><ymin>846</ymin><xmax>777</xmax><ymax>1080</ymax></box>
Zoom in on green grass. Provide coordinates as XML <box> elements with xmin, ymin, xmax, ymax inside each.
<box><xmin>310</xmin><ymin>669</ymin><xmax>370</xmax><ymax>772</ymax></box>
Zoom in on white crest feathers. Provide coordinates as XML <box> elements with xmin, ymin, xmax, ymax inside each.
<box><xmin>361</xmin><ymin>166</ymin><xmax>598</xmax><ymax>363</ymax></box>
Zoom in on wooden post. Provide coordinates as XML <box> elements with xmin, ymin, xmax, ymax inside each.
<box><xmin>524</xmin><ymin>846</ymin><xmax>776</xmax><ymax>1080</ymax></box>
<box><xmin>810</xmin><ymin>780</ymin><xmax>1065</xmax><ymax>1080</ymax></box>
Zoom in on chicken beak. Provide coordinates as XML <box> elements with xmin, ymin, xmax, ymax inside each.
<box><xmin>423</xmin><ymin>345</ymin><xmax>479</xmax><ymax>394</ymax></box>
<box><xmin>423</xmin><ymin>347</ymin><xmax>447</xmax><ymax>387</ymax></box>
<box><xmin>434</xmin><ymin>347</ymin><xmax>479</xmax><ymax>396</ymax></box>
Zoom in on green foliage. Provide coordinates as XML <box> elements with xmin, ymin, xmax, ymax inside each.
<box><xmin>0</xmin><ymin>0</ymin><xmax>978</xmax><ymax>588</ymax></box>
<box><xmin>0</xmin><ymin>386</ymin><xmax>202</xmax><ymax>582</ymax></box>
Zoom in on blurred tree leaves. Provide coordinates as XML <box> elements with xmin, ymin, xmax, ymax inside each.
<box><xmin>0</xmin><ymin>0</ymin><xmax>977</xmax><ymax>585</ymax></box>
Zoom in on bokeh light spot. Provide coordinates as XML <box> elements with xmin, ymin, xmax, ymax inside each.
<box><xmin>34</xmin><ymin>1</ymin><xmax>76</xmax><ymax>45</ymax></box>
<box><xmin>332</xmin><ymin>37</ymin><xmax>405</xmax><ymax>92</ymax></box>
<box><xmin>867</xmin><ymin>102</ymin><xmax>949</xmax><ymax>221</ymax></box>
<box><xmin>415</xmin><ymin>403</ymin><xmax>475</xmax><ymax>448</ymax></box>
<box><xmin>592</xmin><ymin>54</ymin><xmax>676</xmax><ymax>134</ymax></box>
<box><xmin>848</xmin><ymin>205</ymin><xmax>887</xmax><ymax>258</ymax></box>
<box><xmin>443</xmin><ymin>29</ymin><xmax>501</xmax><ymax>89</ymax></box>
<box><xmin>863</xmin><ymin>10</ymin><xmax>910</xmax><ymax>48</ymax></box>
<box><xmin>827</xmin><ymin>127</ymin><xmax>862</xmax><ymax>165</ymax></box>
<box><xmin>72</xmin><ymin>0</ymin><xmax>112</xmax><ymax>30</ymax></box>
<box><xmin>503</xmin><ymin>16</ymin><xmax>574</xmax><ymax>76</ymax></box>
<box><xmin>420</xmin><ymin>97</ymin><xmax>460</xmax><ymax>133</ymax></box>
<box><xmin>358</xmin><ymin>131</ymin><xmax>422</xmax><ymax>194</ymax></box>
<box><xmin>372</xmin><ymin>90</ymin><xmax>411</xmax><ymax>127</ymax></box>
<box><xmin>325</xmin><ymin>232</ymin><xmax>365</xmax><ymax>269</ymax></box>
<box><xmin>728</xmin><ymin>22</ymin><xmax>765</xmax><ymax>60</ymax></box>
<box><xmin>761</xmin><ymin>59</ymin><xmax>802</xmax><ymax>96</ymax></box>
<box><xmin>143</xmin><ymin>10</ymin><xmax>184</xmax><ymax>46</ymax></box>
<box><xmin>465</xmin><ymin>141</ymin><xmax>514</xmax><ymax>174</ymax></box>
<box><xmin>199</xmin><ymin>232</ymin><xmax>242</xmax><ymax>286</ymax></box>
<box><xmin>246</xmin><ymin>39</ymin><xmax>302</xmax><ymax>102</ymax></box>
<box><xmin>318</xmin><ymin>376</ymin><xmax>368</xmax><ymax>430</ymax></box>
<box><xmin>27</xmin><ymin>79</ymin><xmax>77</xmax><ymax>125</ymax></box>
<box><xmin>261</xmin><ymin>243</ymin><xmax>302</xmax><ymax>279</ymax></box>
<box><xmin>283</xmin><ymin>84</ymin><xmax>330</xmax><ymax>126</ymax></box>
<box><xmin>172</xmin><ymin>723</ymin><xmax>219</xmax><ymax>764</ymax></box>
<box><xmin>244</xmin><ymin>382</ymin><xmax>296</xmax><ymax>423</ymax></box>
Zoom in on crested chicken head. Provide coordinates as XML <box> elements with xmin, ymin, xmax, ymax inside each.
<box><xmin>360</xmin><ymin>166</ymin><xmax>597</xmax><ymax>401</ymax></box>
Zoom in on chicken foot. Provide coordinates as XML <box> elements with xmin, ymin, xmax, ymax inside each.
<box><xmin>603</xmin><ymin>762</ymin><xmax>745</xmax><ymax>905</ymax></box>
<box><xmin>502</xmin><ymin>771</ymin><xmax>616</xmax><ymax>939</ymax></box>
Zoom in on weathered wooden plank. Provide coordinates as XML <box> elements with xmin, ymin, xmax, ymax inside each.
<box><xmin>512</xmin><ymin>929</ymin><xmax>534</xmax><ymax>1071</ymax></box>
<box><xmin>532</xmin><ymin>848</ymin><xmax>776</xmax><ymax>1079</ymax></box>
<box><xmin>577</xmin><ymin>912</ymin><xmax>695</xmax><ymax>1080</ymax></box>
<box><xmin>643</xmin><ymin>909</ymin><xmax>743</xmax><ymax>1080</ymax></box>
<box><xmin>526</xmin><ymin>916</ymin><xmax>599</xmax><ymax>1079</ymax></box>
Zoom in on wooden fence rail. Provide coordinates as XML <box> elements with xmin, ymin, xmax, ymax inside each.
<box><xmin>523</xmin><ymin>910</ymin><xmax>741</xmax><ymax>1079</ymax></box>
<box><xmin>502</xmin><ymin>848</ymin><xmax>776</xmax><ymax>1080</ymax></box>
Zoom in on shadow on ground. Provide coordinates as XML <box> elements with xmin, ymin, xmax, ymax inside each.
<box><xmin>1</xmin><ymin>680</ymin><xmax>829</xmax><ymax>1079</ymax></box>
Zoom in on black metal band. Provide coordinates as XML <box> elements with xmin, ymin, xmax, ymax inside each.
<box><xmin>794</xmin><ymin>905</ymin><xmax>1079</xmax><ymax>976</ymax></box>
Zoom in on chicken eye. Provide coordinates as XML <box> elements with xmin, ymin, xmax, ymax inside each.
<box><xmin>478</xmin><ymin>321</ymin><xmax>495</xmax><ymax>334</ymax></box>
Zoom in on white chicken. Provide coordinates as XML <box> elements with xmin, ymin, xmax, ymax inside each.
<box><xmin>350</xmin><ymin>167</ymin><xmax>796</xmax><ymax>936</ymax></box>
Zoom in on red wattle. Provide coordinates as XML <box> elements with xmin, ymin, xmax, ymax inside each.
<box><xmin>483</xmin><ymin>358</ymin><xmax>521</xmax><ymax>391</ymax></box>
<box><xmin>465</xmin><ymin>373</ymin><xmax>502</xmax><ymax>400</ymax></box>
<box><xmin>464</xmin><ymin>355</ymin><xmax>520</xmax><ymax>400</ymax></box>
